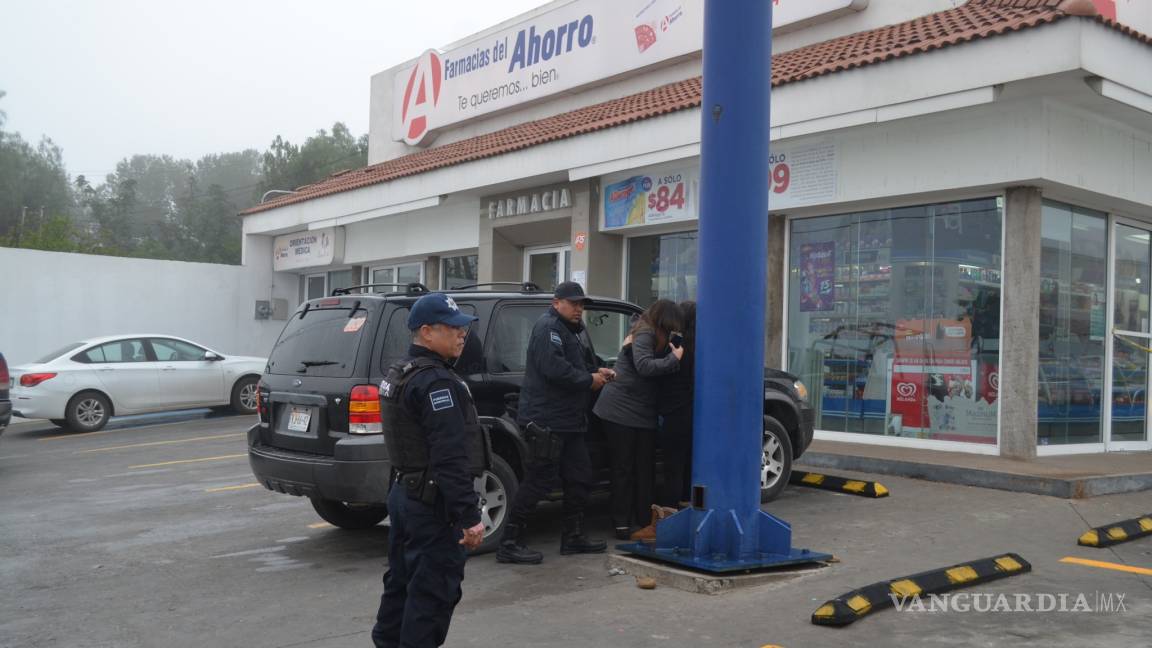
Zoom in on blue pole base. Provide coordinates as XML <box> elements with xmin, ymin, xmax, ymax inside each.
<box><xmin>618</xmin><ymin>507</ymin><xmax>832</xmax><ymax>573</ymax></box>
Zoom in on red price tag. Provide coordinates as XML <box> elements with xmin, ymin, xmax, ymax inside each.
<box><xmin>770</xmin><ymin>163</ymin><xmax>791</xmax><ymax>194</ymax></box>
<box><xmin>647</xmin><ymin>182</ymin><xmax>686</xmax><ymax>213</ymax></box>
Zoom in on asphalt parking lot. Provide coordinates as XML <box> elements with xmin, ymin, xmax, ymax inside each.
<box><xmin>1</xmin><ymin>415</ymin><xmax>1150</xmax><ymax>648</ymax></box>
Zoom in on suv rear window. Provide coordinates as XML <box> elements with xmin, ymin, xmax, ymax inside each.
<box><xmin>267</xmin><ymin>306</ymin><xmax>371</xmax><ymax>378</ymax></box>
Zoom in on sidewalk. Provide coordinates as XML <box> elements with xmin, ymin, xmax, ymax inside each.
<box><xmin>797</xmin><ymin>439</ymin><xmax>1152</xmax><ymax>498</ymax></box>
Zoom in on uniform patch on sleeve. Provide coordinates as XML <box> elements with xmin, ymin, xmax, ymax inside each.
<box><xmin>429</xmin><ymin>389</ymin><xmax>455</xmax><ymax>411</ymax></box>
<box><xmin>550</xmin><ymin>331</ymin><xmax>563</xmax><ymax>346</ymax></box>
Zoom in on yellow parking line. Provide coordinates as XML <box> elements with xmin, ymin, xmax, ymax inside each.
<box><xmin>129</xmin><ymin>454</ymin><xmax>246</xmax><ymax>469</ymax></box>
<box><xmin>80</xmin><ymin>433</ymin><xmax>243</xmax><ymax>454</ymax></box>
<box><xmin>205</xmin><ymin>483</ymin><xmax>261</xmax><ymax>493</ymax></box>
<box><xmin>1060</xmin><ymin>557</ymin><xmax>1152</xmax><ymax>576</ymax></box>
<box><xmin>309</xmin><ymin>522</ymin><xmax>333</xmax><ymax>529</ymax></box>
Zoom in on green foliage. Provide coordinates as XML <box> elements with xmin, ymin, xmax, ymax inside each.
<box><xmin>1</xmin><ymin>87</ymin><xmax>366</xmax><ymax>265</ymax></box>
<box><xmin>258</xmin><ymin>123</ymin><xmax>368</xmax><ymax>201</ymax></box>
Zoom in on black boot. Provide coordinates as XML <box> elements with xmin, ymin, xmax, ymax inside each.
<box><xmin>496</xmin><ymin>522</ymin><xmax>543</xmax><ymax>565</ymax></box>
<box><xmin>560</xmin><ymin>514</ymin><xmax>607</xmax><ymax>555</ymax></box>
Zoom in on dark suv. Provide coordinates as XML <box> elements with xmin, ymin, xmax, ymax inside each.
<box><xmin>247</xmin><ymin>284</ymin><xmax>814</xmax><ymax>553</ymax></box>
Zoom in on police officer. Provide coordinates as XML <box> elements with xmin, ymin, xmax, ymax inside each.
<box><xmin>497</xmin><ymin>281</ymin><xmax>612</xmax><ymax>564</ymax></box>
<box><xmin>372</xmin><ymin>293</ymin><xmax>487</xmax><ymax>648</ymax></box>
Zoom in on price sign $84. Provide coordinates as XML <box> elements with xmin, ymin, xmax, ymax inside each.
<box><xmin>646</xmin><ymin>177</ymin><xmax>687</xmax><ymax>213</ymax></box>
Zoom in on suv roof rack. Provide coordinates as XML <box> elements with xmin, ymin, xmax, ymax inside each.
<box><xmin>452</xmin><ymin>282</ymin><xmax>544</xmax><ymax>293</ymax></box>
<box><xmin>332</xmin><ymin>282</ymin><xmax>429</xmax><ymax>296</ymax></box>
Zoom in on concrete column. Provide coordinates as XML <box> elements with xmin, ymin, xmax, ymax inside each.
<box><xmin>765</xmin><ymin>214</ymin><xmax>787</xmax><ymax>369</ymax></box>
<box><xmin>571</xmin><ymin>180</ymin><xmax>623</xmax><ymax>298</ymax></box>
<box><xmin>1000</xmin><ymin>187</ymin><xmax>1042</xmax><ymax>460</ymax></box>
<box><xmin>425</xmin><ymin>256</ymin><xmax>441</xmax><ymax>290</ymax></box>
<box><xmin>478</xmin><ymin>218</ymin><xmax>522</xmax><ymax>284</ymax></box>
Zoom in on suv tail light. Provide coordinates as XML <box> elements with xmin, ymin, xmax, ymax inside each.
<box><xmin>0</xmin><ymin>358</ymin><xmax>8</xmax><ymax>386</ymax></box>
<box><xmin>348</xmin><ymin>384</ymin><xmax>382</xmax><ymax>434</ymax></box>
<box><xmin>256</xmin><ymin>383</ymin><xmax>269</xmax><ymax>421</ymax></box>
<box><xmin>20</xmin><ymin>373</ymin><xmax>57</xmax><ymax>387</ymax></box>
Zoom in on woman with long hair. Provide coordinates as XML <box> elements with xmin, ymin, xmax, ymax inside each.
<box><xmin>656</xmin><ymin>300</ymin><xmax>695</xmax><ymax>507</ymax></box>
<box><xmin>592</xmin><ymin>299</ymin><xmax>683</xmax><ymax>539</ymax></box>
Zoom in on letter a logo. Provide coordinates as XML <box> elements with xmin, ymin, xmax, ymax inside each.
<box><xmin>400</xmin><ymin>50</ymin><xmax>442</xmax><ymax>146</ymax></box>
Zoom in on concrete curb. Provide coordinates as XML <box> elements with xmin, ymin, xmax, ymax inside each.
<box><xmin>797</xmin><ymin>452</ymin><xmax>1152</xmax><ymax>499</ymax></box>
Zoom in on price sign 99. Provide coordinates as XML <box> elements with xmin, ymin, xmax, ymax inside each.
<box><xmin>769</xmin><ymin>158</ymin><xmax>791</xmax><ymax>195</ymax></box>
<box><xmin>646</xmin><ymin>174</ymin><xmax>687</xmax><ymax>214</ymax></box>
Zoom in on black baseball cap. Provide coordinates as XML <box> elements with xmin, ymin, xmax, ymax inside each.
<box><xmin>407</xmin><ymin>293</ymin><xmax>479</xmax><ymax>330</ymax></box>
<box><xmin>553</xmin><ymin>281</ymin><xmax>592</xmax><ymax>304</ymax></box>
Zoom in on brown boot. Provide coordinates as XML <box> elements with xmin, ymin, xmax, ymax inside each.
<box><xmin>629</xmin><ymin>505</ymin><xmax>678</xmax><ymax>542</ymax></box>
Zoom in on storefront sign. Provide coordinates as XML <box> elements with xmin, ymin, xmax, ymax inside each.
<box><xmin>603</xmin><ymin>168</ymin><xmax>695</xmax><ymax>230</ymax></box>
<box><xmin>799</xmin><ymin>242</ymin><xmax>836</xmax><ymax>312</ymax></box>
<box><xmin>393</xmin><ymin>0</ymin><xmax>867</xmax><ymax>145</ymax></box>
<box><xmin>773</xmin><ymin>0</ymin><xmax>870</xmax><ymax>33</ymax></box>
<box><xmin>273</xmin><ymin>227</ymin><xmax>344</xmax><ymax>272</ymax></box>
<box><xmin>484</xmin><ymin>185</ymin><xmax>573</xmax><ymax>220</ymax></box>
<box><xmin>768</xmin><ymin>141</ymin><xmax>839</xmax><ymax>211</ymax></box>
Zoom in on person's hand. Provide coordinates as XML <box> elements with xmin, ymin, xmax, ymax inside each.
<box><xmin>598</xmin><ymin>368</ymin><xmax>616</xmax><ymax>382</ymax></box>
<box><xmin>591</xmin><ymin>371</ymin><xmax>608</xmax><ymax>391</ymax></box>
<box><xmin>671</xmin><ymin>345</ymin><xmax>685</xmax><ymax>361</ymax></box>
<box><xmin>459</xmin><ymin>522</ymin><xmax>485</xmax><ymax>550</ymax></box>
<box><xmin>622</xmin><ymin>334</ymin><xmax>634</xmax><ymax>346</ymax></box>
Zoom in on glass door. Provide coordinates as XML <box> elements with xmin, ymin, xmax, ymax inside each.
<box><xmin>1108</xmin><ymin>220</ymin><xmax>1152</xmax><ymax>450</ymax></box>
<box><xmin>524</xmin><ymin>245</ymin><xmax>570</xmax><ymax>292</ymax></box>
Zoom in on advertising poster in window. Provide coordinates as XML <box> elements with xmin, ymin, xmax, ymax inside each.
<box><xmin>799</xmin><ymin>242</ymin><xmax>835</xmax><ymax>312</ymax></box>
<box><xmin>603</xmin><ymin>169</ymin><xmax>694</xmax><ymax>230</ymax></box>
<box><xmin>887</xmin><ymin>318</ymin><xmax>996</xmax><ymax>444</ymax></box>
<box><xmin>768</xmin><ymin>141</ymin><xmax>839</xmax><ymax>211</ymax></box>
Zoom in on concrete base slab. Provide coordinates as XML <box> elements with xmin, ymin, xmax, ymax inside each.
<box><xmin>605</xmin><ymin>552</ymin><xmax>829</xmax><ymax>595</ymax></box>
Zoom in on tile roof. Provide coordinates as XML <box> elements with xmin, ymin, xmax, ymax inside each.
<box><xmin>244</xmin><ymin>0</ymin><xmax>1147</xmax><ymax>215</ymax></box>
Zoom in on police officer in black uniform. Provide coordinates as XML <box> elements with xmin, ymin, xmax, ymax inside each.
<box><xmin>497</xmin><ymin>281</ymin><xmax>612</xmax><ymax>564</ymax></box>
<box><xmin>372</xmin><ymin>293</ymin><xmax>488</xmax><ymax>648</ymax></box>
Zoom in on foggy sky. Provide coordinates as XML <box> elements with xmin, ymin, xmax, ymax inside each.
<box><xmin>0</xmin><ymin>0</ymin><xmax>546</xmax><ymax>181</ymax></box>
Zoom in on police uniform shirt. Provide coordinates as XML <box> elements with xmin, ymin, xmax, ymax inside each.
<box><xmin>400</xmin><ymin>345</ymin><xmax>482</xmax><ymax>530</ymax></box>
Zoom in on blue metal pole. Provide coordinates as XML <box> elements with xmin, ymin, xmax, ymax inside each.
<box><xmin>620</xmin><ymin>0</ymin><xmax>827</xmax><ymax>572</ymax></box>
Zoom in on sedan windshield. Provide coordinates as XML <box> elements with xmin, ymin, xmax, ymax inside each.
<box><xmin>36</xmin><ymin>342</ymin><xmax>87</xmax><ymax>364</ymax></box>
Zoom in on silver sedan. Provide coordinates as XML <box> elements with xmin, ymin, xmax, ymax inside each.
<box><xmin>9</xmin><ymin>335</ymin><xmax>266</xmax><ymax>432</ymax></box>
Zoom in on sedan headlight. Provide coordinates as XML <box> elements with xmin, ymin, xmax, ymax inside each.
<box><xmin>793</xmin><ymin>380</ymin><xmax>809</xmax><ymax>402</ymax></box>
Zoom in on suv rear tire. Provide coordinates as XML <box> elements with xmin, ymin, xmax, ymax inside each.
<box><xmin>760</xmin><ymin>415</ymin><xmax>793</xmax><ymax>503</ymax></box>
<box><xmin>65</xmin><ymin>391</ymin><xmax>111</xmax><ymax>433</ymax></box>
<box><xmin>310</xmin><ymin>498</ymin><xmax>388</xmax><ymax>530</ymax></box>
<box><xmin>473</xmin><ymin>455</ymin><xmax>517</xmax><ymax>555</ymax></box>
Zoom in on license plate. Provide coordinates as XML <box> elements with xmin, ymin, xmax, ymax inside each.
<box><xmin>287</xmin><ymin>407</ymin><xmax>312</xmax><ymax>432</ymax></box>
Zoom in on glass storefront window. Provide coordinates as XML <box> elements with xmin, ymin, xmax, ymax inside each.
<box><xmin>627</xmin><ymin>231</ymin><xmax>698</xmax><ymax>308</ymax></box>
<box><xmin>442</xmin><ymin>254</ymin><xmax>478</xmax><ymax>289</ymax></box>
<box><xmin>786</xmin><ymin>198</ymin><xmax>1002</xmax><ymax>444</ymax></box>
<box><xmin>1038</xmin><ymin>202</ymin><xmax>1107</xmax><ymax>445</ymax></box>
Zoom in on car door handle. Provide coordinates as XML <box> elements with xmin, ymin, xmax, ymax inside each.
<box><xmin>162</xmin><ymin>366</ymin><xmax>177</xmax><ymax>372</ymax></box>
<box><xmin>98</xmin><ymin>367</ymin><xmax>115</xmax><ymax>372</ymax></box>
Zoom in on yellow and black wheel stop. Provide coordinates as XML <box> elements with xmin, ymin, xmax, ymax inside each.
<box><xmin>789</xmin><ymin>470</ymin><xmax>890</xmax><ymax>498</ymax></box>
<box><xmin>811</xmin><ymin>553</ymin><xmax>1031</xmax><ymax>627</ymax></box>
<box><xmin>1078</xmin><ymin>514</ymin><xmax>1152</xmax><ymax>548</ymax></box>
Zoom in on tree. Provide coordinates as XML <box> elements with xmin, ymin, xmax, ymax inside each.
<box><xmin>258</xmin><ymin>122</ymin><xmax>368</xmax><ymax>202</ymax></box>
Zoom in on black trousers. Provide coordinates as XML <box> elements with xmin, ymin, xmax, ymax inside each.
<box><xmin>659</xmin><ymin>407</ymin><xmax>693</xmax><ymax>507</ymax></box>
<box><xmin>509</xmin><ymin>428</ymin><xmax>593</xmax><ymax>523</ymax></box>
<box><xmin>604</xmin><ymin>420</ymin><xmax>656</xmax><ymax>529</ymax></box>
<box><xmin>373</xmin><ymin>485</ymin><xmax>466</xmax><ymax>648</ymax></box>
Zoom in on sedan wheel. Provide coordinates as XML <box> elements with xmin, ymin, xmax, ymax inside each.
<box><xmin>65</xmin><ymin>392</ymin><xmax>111</xmax><ymax>433</ymax></box>
<box><xmin>231</xmin><ymin>376</ymin><xmax>259</xmax><ymax>415</ymax></box>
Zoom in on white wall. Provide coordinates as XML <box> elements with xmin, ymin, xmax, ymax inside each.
<box><xmin>0</xmin><ymin>247</ymin><xmax>295</xmax><ymax>366</ymax></box>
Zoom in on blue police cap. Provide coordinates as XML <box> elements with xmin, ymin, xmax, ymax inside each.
<box><xmin>407</xmin><ymin>293</ymin><xmax>479</xmax><ymax>330</ymax></box>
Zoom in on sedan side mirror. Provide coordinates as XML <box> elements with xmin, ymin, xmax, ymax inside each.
<box><xmin>204</xmin><ymin>351</ymin><xmax>224</xmax><ymax>361</ymax></box>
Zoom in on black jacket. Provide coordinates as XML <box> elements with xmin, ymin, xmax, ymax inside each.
<box><xmin>593</xmin><ymin>329</ymin><xmax>679</xmax><ymax>429</ymax></box>
<box><xmin>517</xmin><ymin>307</ymin><xmax>595</xmax><ymax>433</ymax></box>
<box><xmin>399</xmin><ymin>345</ymin><xmax>482</xmax><ymax>529</ymax></box>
